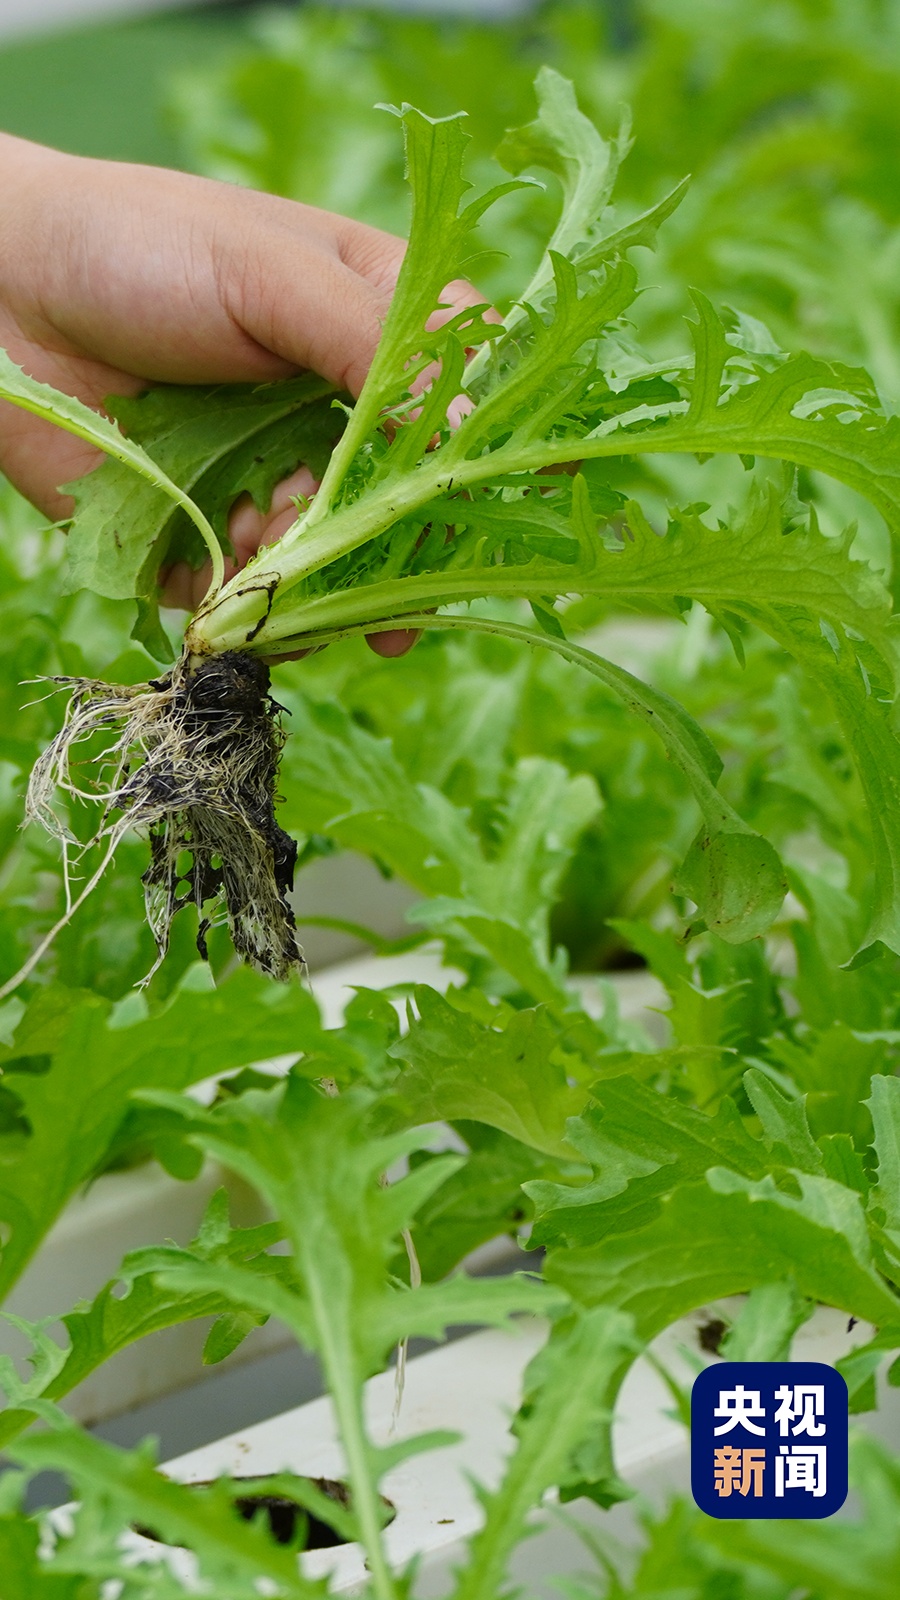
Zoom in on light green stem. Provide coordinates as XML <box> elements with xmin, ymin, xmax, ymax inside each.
<box><xmin>302</xmin><ymin>1264</ymin><xmax>397</xmax><ymax>1600</ymax></box>
<box><xmin>452</xmin><ymin>1418</ymin><xmax>561</xmax><ymax>1600</ymax></box>
<box><xmin>0</xmin><ymin>370</ymin><xmax>226</xmax><ymax>597</ymax></box>
<box><xmin>188</xmin><ymin>403</ymin><xmax>896</xmax><ymax>658</ymax></box>
<box><xmin>260</xmin><ymin>610</ymin><xmax>744</xmax><ymax>839</ymax></box>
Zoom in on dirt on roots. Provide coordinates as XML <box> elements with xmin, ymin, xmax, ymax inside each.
<box><xmin>26</xmin><ymin>651</ymin><xmax>303</xmax><ymax>984</ymax></box>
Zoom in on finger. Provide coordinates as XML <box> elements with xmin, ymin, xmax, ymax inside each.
<box><xmin>161</xmin><ymin>553</ymin><xmax>238</xmax><ymax>612</ymax></box>
<box><xmin>159</xmin><ymin>560</ymin><xmax>196</xmax><ymax>611</ymax></box>
<box><xmin>227</xmin><ymin>465</ymin><xmax>318</xmax><ymax>568</ymax></box>
<box><xmin>267</xmin><ymin>629</ymin><xmax>421</xmax><ymax>667</ymax></box>
<box><xmin>426</xmin><ymin>276</ymin><xmax>497</xmax><ymax>333</ymax></box>
<box><xmin>14</xmin><ymin>166</ymin><xmax>407</xmax><ymax>394</ymax></box>
<box><xmin>226</xmin><ymin>493</ymin><xmax>266</xmax><ymax>567</ymax></box>
<box><xmin>331</xmin><ymin>219</ymin><xmax>493</xmax><ymax>331</ymax></box>
<box><xmin>329</xmin><ymin>213</ymin><xmax>407</xmax><ymax>295</ymax></box>
<box><xmin>268</xmin><ymin>463</ymin><xmax>319</xmax><ymax>517</ymax></box>
<box><xmin>232</xmin><ymin>207</ymin><xmax>494</xmax><ymax>398</ymax></box>
<box><xmin>0</xmin><ymin>403</ymin><xmax>102</xmax><ymax>520</ymax></box>
<box><xmin>224</xmin><ymin>211</ymin><xmax>401</xmax><ymax>398</ymax></box>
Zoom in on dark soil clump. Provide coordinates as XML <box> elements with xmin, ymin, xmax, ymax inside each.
<box><xmin>140</xmin><ymin>652</ymin><xmax>301</xmax><ymax>979</ymax></box>
<box><xmin>24</xmin><ymin>650</ymin><xmax>304</xmax><ymax>985</ymax></box>
<box><xmin>135</xmin><ymin>1474</ymin><xmax>381</xmax><ymax>1551</ymax></box>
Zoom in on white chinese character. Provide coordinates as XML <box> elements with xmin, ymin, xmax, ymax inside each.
<box><xmin>774</xmin><ymin>1384</ymin><xmax>826</xmax><ymax>1437</ymax></box>
<box><xmin>775</xmin><ymin>1445</ymin><xmax>827</xmax><ymax>1497</ymax></box>
<box><xmin>713</xmin><ymin>1386</ymin><xmax>766</xmax><ymax>1436</ymax></box>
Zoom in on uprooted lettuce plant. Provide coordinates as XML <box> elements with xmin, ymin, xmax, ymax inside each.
<box><xmin>4</xmin><ymin>69</ymin><xmax>900</xmax><ymax>994</ymax></box>
<box><xmin>3</xmin><ymin>34</ymin><xmax>900</xmax><ymax>1600</ymax></box>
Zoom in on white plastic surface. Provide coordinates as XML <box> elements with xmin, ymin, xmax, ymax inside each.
<box><xmin>127</xmin><ymin>1304</ymin><xmax>883</xmax><ymax>1594</ymax></box>
<box><xmin>158</xmin><ymin>1319</ymin><xmax>549</xmax><ymax>1590</ymax></box>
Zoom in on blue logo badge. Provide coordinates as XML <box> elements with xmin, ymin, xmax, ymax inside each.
<box><xmin>691</xmin><ymin>1361</ymin><xmax>848</xmax><ymax>1518</ymax></box>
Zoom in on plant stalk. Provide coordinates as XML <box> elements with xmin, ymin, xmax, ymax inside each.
<box><xmin>301</xmin><ymin>1256</ymin><xmax>398</xmax><ymax>1600</ymax></box>
<box><xmin>187</xmin><ymin>410</ymin><xmax>896</xmax><ymax>659</ymax></box>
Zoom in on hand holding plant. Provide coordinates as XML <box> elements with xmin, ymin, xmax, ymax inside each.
<box><xmin>3</xmin><ymin>69</ymin><xmax>900</xmax><ymax>1000</ymax></box>
<box><xmin>0</xmin><ymin>128</ymin><xmax>482</xmax><ymax>644</ymax></box>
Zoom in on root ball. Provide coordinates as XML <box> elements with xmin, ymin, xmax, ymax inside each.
<box><xmin>26</xmin><ymin>651</ymin><xmax>303</xmax><ymax>984</ymax></box>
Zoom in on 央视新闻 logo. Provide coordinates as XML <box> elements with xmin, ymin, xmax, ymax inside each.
<box><xmin>691</xmin><ymin>1361</ymin><xmax>848</xmax><ymax>1518</ymax></box>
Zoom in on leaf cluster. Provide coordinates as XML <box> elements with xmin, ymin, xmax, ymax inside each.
<box><xmin>3</xmin><ymin>18</ymin><xmax>900</xmax><ymax>1598</ymax></box>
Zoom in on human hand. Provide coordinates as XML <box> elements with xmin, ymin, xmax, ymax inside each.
<box><xmin>0</xmin><ymin>133</ymin><xmax>486</xmax><ymax>656</ymax></box>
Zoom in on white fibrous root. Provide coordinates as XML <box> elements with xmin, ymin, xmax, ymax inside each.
<box><xmin>22</xmin><ymin>652</ymin><xmax>303</xmax><ymax>987</ymax></box>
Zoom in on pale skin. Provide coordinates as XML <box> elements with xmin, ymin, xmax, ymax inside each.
<box><xmin>0</xmin><ymin>132</ymin><xmax>488</xmax><ymax>655</ymax></box>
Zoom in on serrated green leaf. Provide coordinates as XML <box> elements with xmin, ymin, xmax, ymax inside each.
<box><xmin>151</xmin><ymin>1253</ymin><xmax>314</xmax><ymax>1345</ymax></box>
<box><xmin>398</xmin><ymin>1129</ymin><xmax>558</xmax><ymax>1282</ymax></box>
<box><xmin>868</xmin><ymin>1074</ymin><xmax>900</xmax><ymax>1230</ymax></box>
<box><xmin>719</xmin><ymin>1282</ymin><xmax>814</xmax><ymax>1362</ymax></box>
<box><xmin>121</xmin><ymin>1070</ymin><xmax>579</xmax><ymax>1593</ymax></box>
<box><xmin>394</xmin><ymin>612</ymin><xmax>788</xmax><ymax>945</ymax></box>
<box><xmin>452</xmin><ymin>1304</ymin><xmax>637</xmax><ymax>1600</ymax></box>
<box><xmin>138</xmin><ymin>1076</ymin><xmax>554</xmax><ymax>1373</ymax></box>
<box><xmin>370</xmin><ymin>1271</ymin><xmax>562</xmax><ymax>1349</ymax></box>
<box><xmin>495</xmin><ymin>66</ymin><xmax>625</xmax><ymax>274</ymax></box>
<box><xmin>0</xmin><ymin>970</ymin><xmax>322</xmax><ymax>1300</ymax></box>
<box><xmin>305</xmin><ymin>100</ymin><xmax>522</xmax><ymax>524</ymax></box>
<box><xmin>203</xmin><ymin>1307</ymin><xmax>268</xmax><ymax>1366</ymax></box>
<box><xmin>547</xmin><ymin>1168</ymin><xmax>900</xmax><ymax>1336</ymax></box>
<box><xmin>65</xmin><ymin>374</ymin><xmax>337</xmax><ymax>600</ymax></box>
<box><xmin>526</xmin><ymin>1077</ymin><xmax>768</xmax><ymax>1249</ymax></box>
<box><xmin>0</xmin><ymin>1195</ymin><xmax>289</xmax><ymax>1451</ymax></box>
<box><xmin>0</xmin><ymin>346</ymin><xmax>221</xmax><ymax>591</ymax></box>
<box><xmin>389</xmin><ymin>987</ymin><xmax>588</xmax><ymax>1157</ymax></box>
<box><xmin>738</xmin><ymin>601</ymin><xmax>900</xmax><ymax>961</ymax></box>
<box><xmin>743</xmin><ymin>1065</ymin><xmax>825</xmax><ymax>1175</ymax></box>
<box><xmin>10</xmin><ymin>1425</ymin><xmax>325</xmax><ymax>1597</ymax></box>
<box><xmin>281</xmin><ymin>695</ymin><xmax>600</xmax><ymax>982</ymax></box>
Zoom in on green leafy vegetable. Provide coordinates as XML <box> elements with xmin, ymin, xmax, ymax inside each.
<box><xmin>389</xmin><ymin>986</ymin><xmax>588</xmax><ymax>1157</ymax></box>
<box><xmin>123</xmin><ymin>1072</ymin><xmax>561</xmax><ymax>1597</ymax></box>
<box><xmin>3</xmin><ymin>28</ymin><xmax>900</xmax><ymax>1594</ymax></box>
<box><xmin>0</xmin><ymin>349</ymin><xmax>224</xmax><ymax>592</ymax></box>
<box><xmin>13</xmin><ymin>64</ymin><xmax>899</xmax><ymax>979</ymax></box>
<box><xmin>64</xmin><ymin>375</ymin><xmax>340</xmax><ymax>640</ymax></box>
<box><xmin>0</xmin><ymin>969</ymin><xmax>322</xmax><ymax>1299</ymax></box>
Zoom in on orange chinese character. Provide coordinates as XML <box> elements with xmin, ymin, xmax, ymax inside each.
<box><xmin>713</xmin><ymin>1445</ymin><xmax>743</xmax><ymax>1496</ymax></box>
<box><xmin>714</xmin><ymin>1446</ymin><xmax>767</xmax><ymax>1497</ymax></box>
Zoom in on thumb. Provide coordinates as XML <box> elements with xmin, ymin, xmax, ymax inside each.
<box><xmin>221</xmin><ymin>207</ymin><xmax>490</xmax><ymax>398</ymax></box>
<box><xmin>219</xmin><ymin>210</ymin><xmax>406</xmax><ymax>398</ymax></box>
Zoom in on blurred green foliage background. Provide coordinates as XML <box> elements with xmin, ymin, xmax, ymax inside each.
<box><xmin>0</xmin><ymin>6</ymin><xmax>245</xmax><ymax>165</ymax></box>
